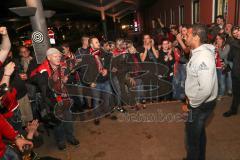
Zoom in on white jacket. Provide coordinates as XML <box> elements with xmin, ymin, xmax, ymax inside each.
<box><xmin>185</xmin><ymin>44</ymin><xmax>218</xmax><ymax>108</ymax></box>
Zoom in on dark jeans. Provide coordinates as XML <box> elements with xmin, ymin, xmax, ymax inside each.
<box><xmin>111</xmin><ymin>76</ymin><xmax>121</xmax><ymax>106</ymax></box>
<box><xmin>53</xmin><ymin>109</ymin><xmax>75</xmax><ymax>145</ymax></box>
<box><xmin>185</xmin><ymin>100</ymin><xmax>216</xmax><ymax>160</ymax></box>
<box><xmin>26</xmin><ymin>83</ymin><xmax>40</xmax><ymax>120</ymax></box>
<box><xmin>230</xmin><ymin>77</ymin><xmax>240</xmax><ymax>113</ymax></box>
<box><xmin>173</xmin><ymin>64</ymin><xmax>186</xmax><ymax>100</ymax></box>
<box><xmin>7</xmin><ymin>108</ymin><xmax>24</xmax><ymax>134</ymax></box>
<box><xmin>2</xmin><ymin>146</ymin><xmax>20</xmax><ymax>160</ymax></box>
<box><xmin>92</xmin><ymin>81</ymin><xmax>113</xmax><ymax>118</ymax></box>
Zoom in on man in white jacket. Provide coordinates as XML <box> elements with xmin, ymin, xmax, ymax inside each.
<box><xmin>184</xmin><ymin>24</ymin><xmax>218</xmax><ymax>160</ymax></box>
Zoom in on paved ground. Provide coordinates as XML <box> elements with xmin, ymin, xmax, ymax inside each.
<box><xmin>36</xmin><ymin>97</ymin><xmax>240</xmax><ymax>160</ymax></box>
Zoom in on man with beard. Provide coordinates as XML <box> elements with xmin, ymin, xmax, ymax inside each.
<box><xmin>183</xmin><ymin>24</ymin><xmax>218</xmax><ymax>160</ymax></box>
<box><xmin>89</xmin><ymin>37</ymin><xmax>114</xmax><ymax>125</ymax></box>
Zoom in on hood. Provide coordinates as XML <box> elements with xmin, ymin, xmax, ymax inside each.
<box><xmin>192</xmin><ymin>44</ymin><xmax>215</xmax><ymax>56</ymax></box>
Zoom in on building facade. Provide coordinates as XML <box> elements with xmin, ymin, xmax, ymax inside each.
<box><xmin>141</xmin><ymin>0</ymin><xmax>240</xmax><ymax>32</ymax></box>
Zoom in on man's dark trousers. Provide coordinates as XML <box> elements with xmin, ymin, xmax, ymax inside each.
<box><xmin>185</xmin><ymin>100</ymin><xmax>216</xmax><ymax>160</ymax></box>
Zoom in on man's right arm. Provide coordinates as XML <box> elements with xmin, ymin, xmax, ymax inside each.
<box><xmin>0</xmin><ymin>27</ymin><xmax>11</xmax><ymax>63</ymax></box>
<box><xmin>176</xmin><ymin>34</ymin><xmax>190</xmax><ymax>54</ymax></box>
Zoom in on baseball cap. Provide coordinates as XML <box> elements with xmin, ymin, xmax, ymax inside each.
<box><xmin>46</xmin><ymin>48</ymin><xmax>61</xmax><ymax>56</ymax></box>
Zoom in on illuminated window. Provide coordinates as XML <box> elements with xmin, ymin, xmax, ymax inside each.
<box><xmin>192</xmin><ymin>0</ymin><xmax>200</xmax><ymax>24</ymax></box>
<box><xmin>170</xmin><ymin>8</ymin><xmax>175</xmax><ymax>24</ymax></box>
<box><xmin>215</xmin><ymin>0</ymin><xmax>228</xmax><ymax>19</ymax></box>
<box><xmin>234</xmin><ymin>0</ymin><xmax>240</xmax><ymax>24</ymax></box>
<box><xmin>179</xmin><ymin>5</ymin><xmax>184</xmax><ymax>25</ymax></box>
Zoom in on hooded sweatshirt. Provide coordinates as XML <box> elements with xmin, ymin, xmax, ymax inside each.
<box><xmin>185</xmin><ymin>44</ymin><xmax>218</xmax><ymax>108</ymax></box>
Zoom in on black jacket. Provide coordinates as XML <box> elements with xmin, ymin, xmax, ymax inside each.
<box><xmin>228</xmin><ymin>39</ymin><xmax>240</xmax><ymax>79</ymax></box>
<box><xmin>96</xmin><ymin>51</ymin><xmax>112</xmax><ymax>83</ymax></box>
<box><xmin>0</xmin><ymin>58</ymin><xmax>27</xmax><ymax>99</ymax></box>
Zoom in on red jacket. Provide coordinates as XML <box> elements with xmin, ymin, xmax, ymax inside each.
<box><xmin>1</xmin><ymin>88</ymin><xmax>19</xmax><ymax>119</ymax></box>
<box><xmin>30</xmin><ymin>59</ymin><xmax>67</xmax><ymax>78</ymax></box>
<box><xmin>0</xmin><ymin>114</ymin><xmax>18</xmax><ymax>158</ymax></box>
<box><xmin>30</xmin><ymin>59</ymin><xmax>67</xmax><ymax>104</ymax></box>
<box><xmin>215</xmin><ymin>50</ymin><xmax>222</xmax><ymax>69</ymax></box>
<box><xmin>0</xmin><ymin>61</ymin><xmax>18</xmax><ymax>158</ymax></box>
<box><xmin>30</xmin><ymin>59</ymin><xmax>52</xmax><ymax>78</ymax></box>
<box><xmin>0</xmin><ymin>60</ymin><xmax>20</xmax><ymax>119</ymax></box>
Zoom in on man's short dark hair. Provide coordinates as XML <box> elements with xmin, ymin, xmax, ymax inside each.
<box><xmin>170</xmin><ymin>25</ymin><xmax>178</xmax><ymax>31</ymax></box>
<box><xmin>181</xmin><ymin>24</ymin><xmax>190</xmax><ymax>29</ymax></box>
<box><xmin>161</xmin><ymin>38</ymin><xmax>169</xmax><ymax>44</ymax></box>
<box><xmin>143</xmin><ymin>34</ymin><xmax>151</xmax><ymax>39</ymax></box>
<box><xmin>61</xmin><ymin>42</ymin><xmax>70</xmax><ymax>48</ymax></box>
<box><xmin>231</xmin><ymin>25</ymin><xmax>240</xmax><ymax>33</ymax></box>
<box><xmin>19</xmin><ymin>46</ymin><xmax>30</xmax><ymax>52</ymax></box>
<box><xmin>190</xmin><ymin>24</ymin><xmax>208</xmax><ymax>43</ymax></box>
<box><xmin>81</xmin><ymin>35</ymin><xmax>89</xmax><ymax>42</ymax></box>
<box><xmin>216</xmin><ymin>15</ymin><xmax>225</xmax><ymax>21</ymax></box>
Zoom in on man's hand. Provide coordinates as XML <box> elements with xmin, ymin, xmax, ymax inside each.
<box><xmin>129</xmin><ymin>78</ymin><xmax>136</xmax><ymax>86</ymax></box>
<box><xmin>172</xmin><ymin>40</ymin><xmax>178</xmax><ymax>47</ymax></box>
<box><xmin>26</xmin><ymin>120</ymin><xmax>39</xmax><ymax>136</ymax></box>
<box><xmin>182</xmin><ymin>104</ymin><xmax>190</xmax><ymax>112</ymax></box>
<box><xmin>4</xmin><ymin>62</ymin><xmax>15</xmax><ymax>76</ymax></box>
<box><xmin>90</xmin><ymin>83</ymin><xmax>96</xmax><ymax>88</ymax></box>
<box><xmin>0</xmin><ymin>27</ymin><xmax>8</xmax><ymax>36</ymax></box>
<box><xmin>164</xmin><ymin>55</ymin><xmax>168</xmax><ymax>62</ymax></box>
<box><xmin>176</xmin><ymin>33</ymin><xmax>182</xmax><ymax>41</ymax></box>
<box><xmin>151</xmin><ymin>39</ymin><xmax>155</xmax><ymax>47</ymax></box>
<box><xmin>0</xmin><ymin>26</ymin><xmax>11</xmax><ymax>63</ymax></box>
<box><xmin>15</xmin><ymin>137</ymin><xmax>33</xmax><ymax>152</ymax></box>
<box><xmin>167</xmin><ymin>50</ymin><xmax>173</xmax><ymax>60</ymax></box>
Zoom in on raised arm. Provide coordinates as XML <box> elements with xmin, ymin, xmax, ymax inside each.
<box><xmin>0</xmin><ymin>27</ymin><xmax>11</xmax><ymax>63</ymax></box>
<box><xmin>0</xmin><ymin>62</ymin><xmax>15</xmax><ymax>87</ymax></box>
<box><xmin>176</xmin><ymin>33</ymin><xmax>190</xmax><ymax>53</ymax></box>
<box><xmin>157</xmin><ymin>18</ymin><xmax>165</xmax><ymax>28</ymax></box>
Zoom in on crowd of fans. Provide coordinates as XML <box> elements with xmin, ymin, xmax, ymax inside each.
<box><xmin>0</xmin><ymin>14</ymin><xmax>240</xmax><ymax>159</ymax></box>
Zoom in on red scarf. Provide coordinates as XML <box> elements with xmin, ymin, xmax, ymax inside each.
<box><xmin>90</xmin><ymin>48</ymin><xmax>103</xmax><ymax>72</ymax></box>
<box><xmin>113</xmin><ymin>48</ymin><xmax>127</xmax><ymax>56</ymax></box>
